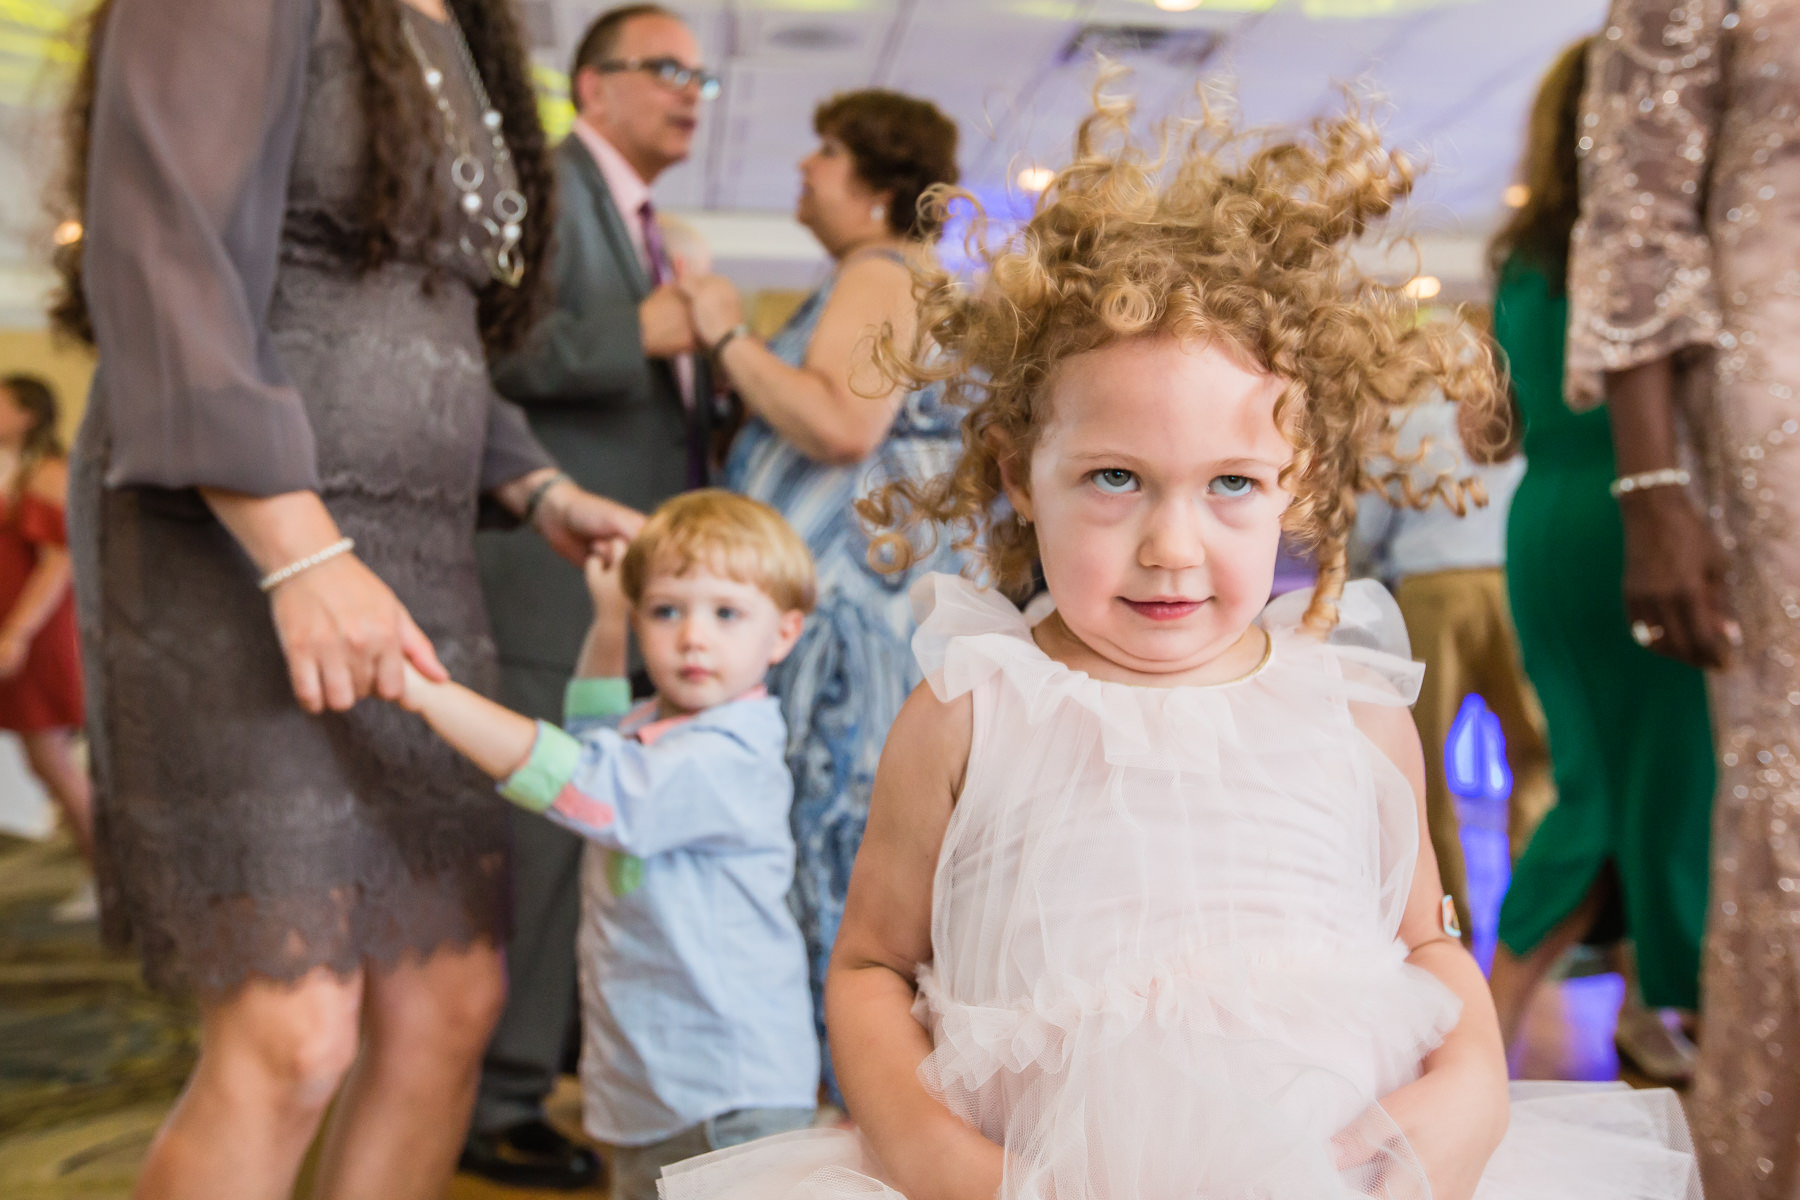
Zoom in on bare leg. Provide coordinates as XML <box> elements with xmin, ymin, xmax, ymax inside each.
<box><xmin>134</xmin><ymin>967</ymin><xmax>364</xmax><ymax>1200</ymax></box>
<box><xmin>1487</xmin><ymin>874</ymin><xmax>1610</xmax><ymax>1050</ymax></box>
<box><xmin>21</xmin><ymin>727</ymin><xmax>93</xmax><ymax>863</ymax></box>
<box><xmin>308</xmin><ymin>939</ymin><xmax>506</xmax><ymax>1200</ymax></box>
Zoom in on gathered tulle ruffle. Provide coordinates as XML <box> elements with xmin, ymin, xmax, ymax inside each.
<box><xmin>901</xmin><ymin>944</ymin><xmax>1462</xmax><ymax>1200</ymax></box>
<box><xmin>909</xmin><ymin>575</ymin><xmax>1424</xmax><ymax>775</ymax></box>
<box><xmin>909</xmin><ymin>940</ymin><xmax>1459</xmax><ymax>1102</ymax></box>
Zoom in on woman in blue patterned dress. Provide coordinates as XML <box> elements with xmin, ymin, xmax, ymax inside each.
<box><xmin>680</xmin><ymin>90</ymin><xmax>963</xmax><ymax>1093</ymax></box>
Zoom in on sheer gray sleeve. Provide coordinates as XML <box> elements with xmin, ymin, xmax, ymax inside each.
<box><xmin>480</xmin><ymin>393</ymin><xmax>555</xmax><ymax>493</ymax></box>
<box><xmin>83</xmin><ymin>0</ymin><xmax>321</xmax><ymax>494</ymax></box>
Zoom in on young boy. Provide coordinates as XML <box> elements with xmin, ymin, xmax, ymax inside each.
<box><xmin>401</xmin><ymin>491</ymin><xmax>820</xmax><ymax>1200</ymax></box>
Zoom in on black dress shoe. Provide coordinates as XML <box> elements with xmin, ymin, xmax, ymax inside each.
<box><xmin>459</xmin><ymin>1119</ymin><xmax>604</xmax><ymax>1190</ymax></box>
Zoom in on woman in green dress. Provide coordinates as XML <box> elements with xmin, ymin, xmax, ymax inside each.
<box><xmin>1485</xmin><ymin>38</ymin><xmax>1714</xmax><ymax>1076</ymax></box>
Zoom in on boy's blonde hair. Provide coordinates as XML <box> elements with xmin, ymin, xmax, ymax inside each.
<box><xmin>622</xmin><ymin>490</ymin><xmax>817</xmax><ymax>614</ymax></box>
<box><xmin>859</xmin><ymin>84</ymin><xmax>1505</xmax><ymax>632</ymax></box>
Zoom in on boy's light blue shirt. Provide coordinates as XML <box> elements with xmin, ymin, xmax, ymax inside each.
<box><xmin>500</xmin><ymin>678</ymin><xmax>819</xmax><ymax>1146</ymax></box>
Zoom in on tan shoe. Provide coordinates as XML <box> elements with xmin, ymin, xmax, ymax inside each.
<box><xmin>1613</xmin><ymin>1002</ymin><xmax>1697</xmax><ymax>1087</ymax></box>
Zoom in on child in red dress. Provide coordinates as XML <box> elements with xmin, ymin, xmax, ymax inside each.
<box><xmin>0</xmin><ymin>375</ymin><xmax>91</xmax><ymax>917</ymax></box>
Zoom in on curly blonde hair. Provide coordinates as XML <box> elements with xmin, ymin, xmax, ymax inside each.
<box><xmin>858</xmin><ymin>86</ymin><xmax>1503</xmax><ymax>631</ymax></box>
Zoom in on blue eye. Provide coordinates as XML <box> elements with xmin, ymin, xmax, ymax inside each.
<box><xmin>716</xmin><ymin>606</ymin><xmax>740</xmax><ymax>622</ymax></box>
<box><xmin>1091</xmin><ymin>469</ymin><xmax>1138</xmax><ymax>495</ymax></box>
<box><xmin>649</xmin><ymin>604</ymin><xmax>679</xmax><ymax>621</ymax></box>
<box><xmin>1211</xmin><ymin>475</ymin><xmax>1256</xmax><ymax>497</ymax></box>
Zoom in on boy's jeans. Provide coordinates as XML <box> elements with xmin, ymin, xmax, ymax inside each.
<box><xmin>611</xmin><ymin>1106</ymin><xmax>816</xmax><ymax>1200</ymax></box>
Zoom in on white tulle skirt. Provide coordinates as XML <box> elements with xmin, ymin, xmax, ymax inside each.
<box><xmin>658</xmin><ymin>1084</ymin><xmax>1697</xmax><ymax>1200</ymax></box>
<box><xmin>657</xmin><ymin>947</ymin><xmax>1700</xmax><ymax>1200</ymax></box>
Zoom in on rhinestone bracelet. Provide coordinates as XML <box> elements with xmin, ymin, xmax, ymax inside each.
<box><xmin>259</xmin><ymin>537</ymin><xmax>356</xmax><ymax>593</ymax></box>
<box><xmin>1608</xmin><ymin>467</ymin><xmax>1691</xmax><ymax>499</ymax></box>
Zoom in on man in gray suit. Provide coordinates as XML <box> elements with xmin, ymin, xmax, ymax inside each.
<box><xmin>463</xmin><ymin>5</ymin><xmax>718</xmax><ymax>1187</ymax></box>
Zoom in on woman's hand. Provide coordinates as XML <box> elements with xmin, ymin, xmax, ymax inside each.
<box><xmin>0</xmin><ymin>631</ymin><xmax>27</xmax><ymax>680</ymax></box>
<box><xmin>677</xmin><ymin>274</ymin><xmax>746</xmax><ymax>348</ymax></box>
<box><xmin>534</xmin><ymin>481</ymin><xmax>645</xmax><ymax>567</ymax></box>
<box><xmin>1601</xmin><ymin>359</ymin><xmax>1735</xmax><ymax>669</ymax></box>
<box><xmin>195</xmin><ymin>488</ymin><xmax>448</xmax><ymax>714</ymax></box>
<box><xmin>268</xmin><ymin>553</ymin><xmax>448</xmax><ymax>714</ymax></box>
<box><xmin>1619</xmin><ymin>487</ymin><xmax>1736</xmax><ymax>669</ymax></box>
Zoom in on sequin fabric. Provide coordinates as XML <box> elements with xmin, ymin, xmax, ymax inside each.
<box><xmin>1567</xmin><ymin>2</ymin><xmax>1800</xmax><ymax>1193</ymax></box>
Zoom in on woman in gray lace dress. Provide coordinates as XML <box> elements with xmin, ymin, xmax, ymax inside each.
<box><xmin>53</xmin><ymin>1</ymin><xmax>639</xmax><ymax>1194</ymax></box>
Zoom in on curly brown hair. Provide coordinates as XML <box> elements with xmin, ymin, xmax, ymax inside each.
<box><xmin>48</xmin><ymin>0</ymin><xmax>552</xmax><ymax>355</ymax></box>
<box><xmin>815</xmin><ymin>90</ymin><xmax>960</xmax><ymax>240</ymax></box>
<box><xmin>858</xmin><ymin>87</ymin><xmax>1502</xmax><ymax>631</ymax></box>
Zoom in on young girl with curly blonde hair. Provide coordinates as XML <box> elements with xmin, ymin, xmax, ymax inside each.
<box><xmin>656</xmin><ymin>92</ymin><xmax>1700</xmax><ymax>1200</ymax></box>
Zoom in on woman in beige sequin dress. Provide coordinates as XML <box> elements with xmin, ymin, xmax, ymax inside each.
<box><xmin>1567</xmin><ymin>1</ymin><xmax>1800</xmax><ymax>1193</ymax></box>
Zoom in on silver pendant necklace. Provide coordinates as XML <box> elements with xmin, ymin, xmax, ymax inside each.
<box><xmin>401</xmin><ymin>7</ymin><xmax>527</xmax><ymax>287</ymax></box>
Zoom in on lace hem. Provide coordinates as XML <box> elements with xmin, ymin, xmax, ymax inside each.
<box><xmin>97</xmin><ymin>849</ymin><xmax>509</xmax><ymax>996</ymax></box>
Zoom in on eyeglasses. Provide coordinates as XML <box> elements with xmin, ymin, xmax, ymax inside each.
<box><xmin>595</xmin><ymin>57</ymin><xmax>722</xmax><ymax>100</ymax></box>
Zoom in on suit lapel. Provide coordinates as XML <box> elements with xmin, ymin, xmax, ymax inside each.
<box><xmin>558</xmin><ymin>136</ymin><xmax>718</xmax><ymax>482</ymax></box>
<box><xmin>559</xmin><ymin>137</ymin><xmax>652</xmax><ymax>301</ymax></box>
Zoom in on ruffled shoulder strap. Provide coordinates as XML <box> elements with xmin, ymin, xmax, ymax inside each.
<box><xmin>909</xmin><ymin>572</ymin><xmax>1178</xmax><ymax>769</ymax></box>
<box><xmin>910</xmin><ymin>572</ymin><xmax>1045</xmax><ymax>704</ymax></box>
<box><xmin>1258</xmin><ymin>580</ymin><xmax>1423</xmax><ymax>708</ymax></box>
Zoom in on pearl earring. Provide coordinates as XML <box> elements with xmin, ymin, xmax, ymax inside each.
<box><xmin>871</xmin><ymin>203</ymin><xmax>886</xmax><ymax>222</ymax></box>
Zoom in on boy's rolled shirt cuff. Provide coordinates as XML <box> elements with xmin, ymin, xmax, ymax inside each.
<box><xmin>498</xmin><ymin>721</ymin><xmax>582</xmax><ymax>812</ymax></box>
<box><xmin>565</xmin><ymin>675</ymin><xmax>632</xmax><ymax>722</ymax></box>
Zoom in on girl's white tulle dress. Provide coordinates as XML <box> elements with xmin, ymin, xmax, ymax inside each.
<box><xmin>659</xmin><ymin>575</ymin><xmax>1701</xmax><ymax>1200</ymax></box>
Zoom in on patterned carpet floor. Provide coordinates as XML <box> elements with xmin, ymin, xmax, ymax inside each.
<box><xmin>0</xmin><ymin>833</ymin><xmax>195</xmax><ymax>1198</ymax></box>
<box><xmin>0</xmin><ymin>831</ymin><xmax>607</xmax><ymax>1199</ymax></box>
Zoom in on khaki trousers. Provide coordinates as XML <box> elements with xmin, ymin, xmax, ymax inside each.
<box><xmin>1395</xmin><ymin>567</ymin><xmax>1553</xmax><ymax>941</ymax></box>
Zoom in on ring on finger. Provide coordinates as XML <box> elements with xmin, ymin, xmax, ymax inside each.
<box><xmin>1630</xmin><ymin>619</ymin><xmax>1666</xmax><ymax>647</ymax></box>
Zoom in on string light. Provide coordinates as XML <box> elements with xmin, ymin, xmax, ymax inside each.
<box><xmin>1016</xmin><ymin>166</ymin><xmax>1055</xmax><ymax>192</ymax></box>
<box><xmin>1402</xmin><ymin>275</ymin><xmax>1442</xmax><ymax>300</ymax></box>
<box><xmin>52</xmin><ymin>220</ymin><xmax>82</xmax><ymax>247</ymax></box>
<box><xmin>1503</xmin><ymin>184</ymin><xmax>1530</xmax><ymax>208</ymax></box>
<box><xmin>1155</xmin><ymin>0</ymin><xmax>1203</xmax><ymax>10</ymax></box>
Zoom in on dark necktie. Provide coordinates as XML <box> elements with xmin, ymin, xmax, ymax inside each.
<box><xmin>638</xmin><ymin>199</ymin><xmax>670</xmax><ymax>287</ymax></box>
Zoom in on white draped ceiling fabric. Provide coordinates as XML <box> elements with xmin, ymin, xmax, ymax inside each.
<box><xmin>0</xmin><ymin>0</ymin><xmax>1608</xmax><ymax>315</ymax></box>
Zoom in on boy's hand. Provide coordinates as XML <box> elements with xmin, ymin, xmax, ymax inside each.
<box><xmin>584</xmin><ymin>539</ymin><xmax>630</xmax><ymax>611</ymax></box>
<box><xmin>577</xmin><ymin>540</ymin><xmax>632</xmax><ymax>680</ymax></box>
<box><xmin>397</xmin><ymin>661</ymin><xmax>434</xmax><ymax>715</ymax></box>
